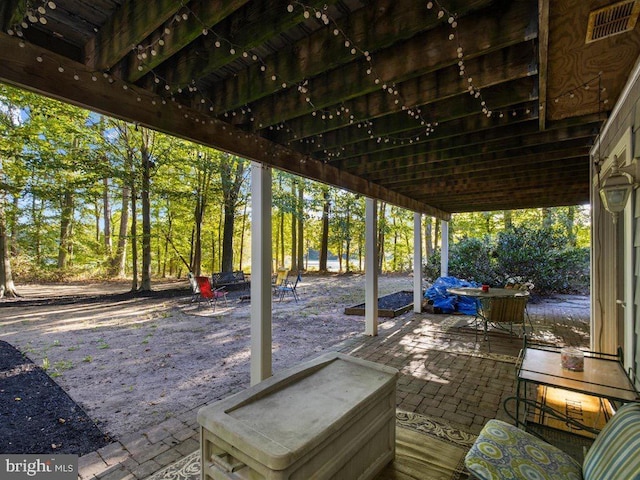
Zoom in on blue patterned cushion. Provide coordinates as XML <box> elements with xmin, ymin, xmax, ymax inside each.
<box><xmin>465</xmin><ymin>419</ymin><xmax>582</xmax><ymax>480</ymax></box>
<box><xmin>583</xmin><ymin>403</ymin><xmax>640</xmax><ymax>480</ymax></box>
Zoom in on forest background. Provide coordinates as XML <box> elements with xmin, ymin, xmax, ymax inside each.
<box><xmin>0</xmin><ymin>84</ymin><xmax>590</xmax><ymax>297</ymax></box>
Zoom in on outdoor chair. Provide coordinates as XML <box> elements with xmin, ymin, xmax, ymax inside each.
<box><xmin>271</xmin><ymin>269</ymin><xmax>288</xmax><ymax>294</ymax></box>
<box><xmin>195</xmin><ymin>276</ymin><xmax>228</xmax><ymax>311</ymax></box>
<box><xmin>276</xmin><ymin>272</ymin><xmax>301</xmax><ymax>302</ymax></box>
<box><xmin>474</xmin><ymin>285</ymin><xmax>533</xmax><ymax>350</ymax></box>
<box><xmin>465</xmin><ymin>402</ymin><xmax>640</xmax><ymax>480</ymax></box>
<box><xmin>188</xmin><ymin>272</ymin><xmax>200</xmax><ymax>303</ymax></box>
<box><xmin>478</xmin><ymin>296</ymin><xmax>532</xmax><ymax>337</ymax></box>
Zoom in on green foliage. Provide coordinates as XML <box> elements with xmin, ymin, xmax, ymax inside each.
<box><xmin>495</xmin><ymin>226</ymin><xmax>589</xmax><ymax>294</ymax></box>
<box><xmin>1</xmin><ymin>85</ymin><xmax>592</xmax><ymax>284</ymax></box>
<box><xmin>449</xmin><ymin>237</ymin><xmax>497</xmax><ymax>284</ymax></box>
<box><xmin>425</xmin><ymin>224</ymin><xmax>589</xmax><ymax>295</ymax></box>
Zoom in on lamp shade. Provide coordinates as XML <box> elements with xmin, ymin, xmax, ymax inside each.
<box><xmin>599</xmin><ymin>180</ymin><xmax>632</xmax><ymax>214</ymax></box>
<box><xmin>599</xmin><ymin>162</ymin><xmax>633</xmax><ymax>223</ymax></box>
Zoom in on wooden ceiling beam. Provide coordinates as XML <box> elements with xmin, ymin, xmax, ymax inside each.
<box><xmin>324</xmin><ymin>114</ymin><xmax>540</xmax><ymax>162</ymax></box>
<box><xmin>241</xmin><ymin>40</ymin><xmax>536</xmax><ymax>131</ymax></box>
<box><xmin>328</xmin><ymin>109</ymin><xmax>537</xmax><ymax>161</ymax></box>
<box><xmin>204</xmin><ymin>0</ymin><xmax>535</xmax><ymax>115</ymax></box>
<box><xmin>447</xmin><ymin>199</ymin><xmax>589</xmax><ymax>212</ymax></box>
<box><xmin>422</xmin><ymin>184</ymin><xmax>589</xmax><ymax>207</ymax></box>
<box><xmin>135</xmin><ymin>0</ymin><xmax>330</xmax><ymax>87</ymax></box>
<box><xmin>538</xmin><ymin>0</ymin><xmax>549</xmax><ymax>130</ymax></box>
<box><xmin>123</xmin><ymin>0</ymin><xmax>251</xmax><ymax>83</ymax></box>
<box><xmin>340</xmin><ymin>122</ymin><xmax>597</xmax><ymax>174</ymax></box>
<box><xmin>303</xmin><ymin>78</ymin><xmax>538</xmax><ymax>158</ymax></box>
<box><xmin>422</xmin><ymin>184</ymin><xmax>589</xmax><ymax>208</ymax></box>
<box><xmin>318</xmin><ymin>108</ymin><xmax>601</xmax><ymax>161</ymax></box>
<box><xmin>85</xmin><ymin>0</ymin><xmax>183</xmax><ymax>71</ymax></box>
<box><xmin>375</xmin><ymin>148</ymin><xmax>591</xmax><ymax>187</ymax></box>
<box><xmin>0</xmin><ymin>32</ymin><xmax>449</xmax><ymax>219</ymax></box>
<box><xmin>398</xmin><ymin>160</ymin><xmax>588</xmax><ymax>195</ymax></box>
<box><xmin>356</xmin><ymin>137</ymin><xmax>592</xmax><ymax>180</ymax></box>
<box><xmin>430</xmin><ymin>189</ymin><xmax>590</xmax><ymax>213</ymax></box>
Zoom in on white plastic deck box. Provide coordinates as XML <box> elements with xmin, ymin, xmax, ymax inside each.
<box><xmin>197</xmin><ymin>352</ymin><xmax>398</xmax><ymax>480</ymax></box>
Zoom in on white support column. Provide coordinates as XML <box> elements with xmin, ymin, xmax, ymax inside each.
<box><xmin>250</xmin><ymin>162</ymin><xmax>272</xmax><ymax>385</ymax></box>
<box><xmin>440</xmin><ymin>220</ymin><xmax>449</xmax><ymax>277</ymax></box>
<box><xmin>413</xmin><ymin>213</ymin><xmax>423</xmax><ymax>313</ymax></box>
<box><xmin>365</xmin><ymin>198</ymin><xmax>378</xmax><ymax>336</ymax></box>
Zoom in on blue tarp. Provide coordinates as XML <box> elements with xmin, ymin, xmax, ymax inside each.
<box><xmin>424</xmin><ymin>276</ymin><xmax>479</xmax><ymax>315</ymax></box>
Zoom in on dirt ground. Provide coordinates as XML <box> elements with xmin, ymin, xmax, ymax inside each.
<box><xmin>0</xmin><ymin>273</ymin><xmax>420</xmax><ymax>441</ymax></box>
<box><xmin>0</xmin><ymin>273</ymin><xmax>590</xmax><ymax>445</ymax></box>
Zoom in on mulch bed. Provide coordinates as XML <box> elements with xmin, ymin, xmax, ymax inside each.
<box><xmin>0</xmin><ymin>340</ymin><xmax>110</xmax><ymax>454</ymax></box>
<box><xmin>344</xmin><ymin>290</ymin><xmax>414</xmax><ymax>317</ymax></box>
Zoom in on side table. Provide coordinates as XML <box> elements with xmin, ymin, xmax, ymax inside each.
<box><xmin>515</xmin><ymin>342</ymin><xmax>639</xmax><ymax>433</ymax></box>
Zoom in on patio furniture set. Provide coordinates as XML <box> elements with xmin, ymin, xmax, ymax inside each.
<box><xmin>191</xmin><ymin>278</ymin><xmax>639</xmax><ymax>479</ymax></box>
<box><xmin>465</xmin><ymin>340</ymin><xmax>640</xmax><ymax>479</ymax></box>
<box><xmin>188</xmin><ymin>269</ymin><xmax>301</xmax><ymax>311</ymax></box>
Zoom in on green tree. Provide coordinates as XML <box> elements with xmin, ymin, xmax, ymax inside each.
<box><xmin>220</xmin><ymin>154</ymin><xmax>247</xmax><ymax>273</ymax></box>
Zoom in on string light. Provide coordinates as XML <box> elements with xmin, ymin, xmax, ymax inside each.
<box><xmin>4</xmin><ymin>2</ymin><xmax>612</xmax><ymax>158</ymax></box>
<box><xmin>6</xmin><ymin>1</ymin><xmax>56</xmax><ymax>37</ymax></box>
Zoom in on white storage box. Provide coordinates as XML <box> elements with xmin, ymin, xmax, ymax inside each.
<box><xmin>197</xmin><ymin>352</ymin><xmax>398</xmax><ymax>480</ymax></box>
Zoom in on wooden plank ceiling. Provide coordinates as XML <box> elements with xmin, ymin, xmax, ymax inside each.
<box><xmin>1</xmin><ymin>0</ymin><xmax>639</xmax><ymax>219</ymax></box>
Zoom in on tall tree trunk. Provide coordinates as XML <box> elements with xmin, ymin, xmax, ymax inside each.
<box><xmin>31</xmin><ymin>194</ymin><xmax>43</xmax><ymax>265</ymax></box>
<box><xmin>0</xmin><ymin>185</ymin><xmax>18</xmax><ymax>298</ymax></box>
<box><xmin>319</xmin><ymin>186</ymin><xmax>330</xmax><ymax>272</ymax></box>
<box><xmin>192</xmin><ymin>189</ymin><xmax>205</xmax><ymax>275</ymax></box>
<box><xmin>189</xmin><ymin>227</ymin><xmax>195</xmax><ymax>270</ymax></box>
<box><xmin>434</xmin><ymin>219</ymin><xmax>440</xmax><ymax>251</ymax></box>
<box><xmin>140</xmin><ymin>133</ymin><xmax>152</xmax><ymax>291</ymax></box>
<box><xmin>130</xmin><ymin>181</ymin><xmax>138</xmax><ymax>292</ymax></box>
<box><xmin>392</xmin><ymin>213</ymin><xmax>398</xmax><ymax>271</ymax></box>
<box><xmin>111</xmin><ymin>184</ymin><xmax>130</xmax><ymax>277</ymax></box>
<box><xmin>191</xmin><ymin>151</ymin><xmax>214</xmax><ymax>275</ymax></box>
<box><xmin>103</xmin><ymin>176</ymin><xmax>112</xmax><ymax>256</ymax></box>
<box><xmin>10</xmin><ymin>194</ymin><xmax>19</xmax><ymax>257</ymax></box>
<box><xmin>220</xmin><ymin>156</ymin><xmax>245</xmax><ymax>272</ymax></box>
<box><xmin>222</xmin><ymin>199</ymin><xmax>236</xmax><ymax>272</ymax></box>
<box><xmin>192</xmin><ymin>207</ymin><xmax>203</xmax><ymax>275</ymax></box>
<box><xmin>94</xmin><ymin>198</ymin><xmax>100</xmax><ymax>243</ymax></box>
<box><xmin>57</xmin><ymin>190</ymin><xmax>74</xmax><ymax>269</ymax></box>
<box><xmin>425</xmin><ymin>217</ymin><xmax>433</xmax><ymax>261</ymax></box>
<box><xmin>297</xmin><ymin>183</ymin><xmax>304</xmax><ymax>271</ymax></box>
<box><xmin>211</xmin><ymin>230</ymin><xmax>216</xmax><ymax>273</ymax></box>
<box><xmin>162</xmin><ymin>214</ymin><xmax>171</xmax><ymax>278</ymax></box>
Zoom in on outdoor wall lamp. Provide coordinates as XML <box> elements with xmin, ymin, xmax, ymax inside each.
<box><xmin>599</xmin><ymin>156</ymin><xmax>636</xmax><ymax>224</ymax></box>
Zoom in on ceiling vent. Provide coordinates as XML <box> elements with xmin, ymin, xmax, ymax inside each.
<box><xmin>586</xmin><ymin>0</ymin><xmax>640</xmax><ymax>43</ymax></box>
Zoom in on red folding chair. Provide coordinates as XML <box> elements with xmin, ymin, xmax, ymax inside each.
<box><xmin>195</xmin><ymin>276</ymin><xmax>228</xmax><ymax>311</ymax></box>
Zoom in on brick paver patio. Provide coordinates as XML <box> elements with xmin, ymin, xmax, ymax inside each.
<box><xmin>80</xmin><ymin>298</ymin><xmax>589</xmax><ymax>480</ymax></box>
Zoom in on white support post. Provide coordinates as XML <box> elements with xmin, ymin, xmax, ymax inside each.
<box><xmin>365</xmin><ymin>198</ymin><xmax>378</xmax><ymax>335</ymax></box>
<box><xmin>413</xmin><ymin>213</ymin><xmax>423</xmax><ymax>313</ymax></box>
<box><xmin>250</xmin><ymin>162</ymin><xmax>272</xmax><ymax>385</ymax></box>
<box><xmin>440</xmin><ymin>220</ymin><xmax>449</xmax><ymax>277</ymax></box>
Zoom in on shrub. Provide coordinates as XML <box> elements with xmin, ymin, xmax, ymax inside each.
<box><xmin>424</xmin><ymin>226</ymin><xmax>589</xmax><ymax>295</ymax></box>
<box><xmin>424</xmin><ymin>237</ymin><xmax>498</xmax><ymax>285</ymax></box>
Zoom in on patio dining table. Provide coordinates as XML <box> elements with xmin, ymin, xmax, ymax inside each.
<box><xmin>447</xmin><ymin>287</ymin><xmax>530</xmax><ymax>341</ymax></box>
